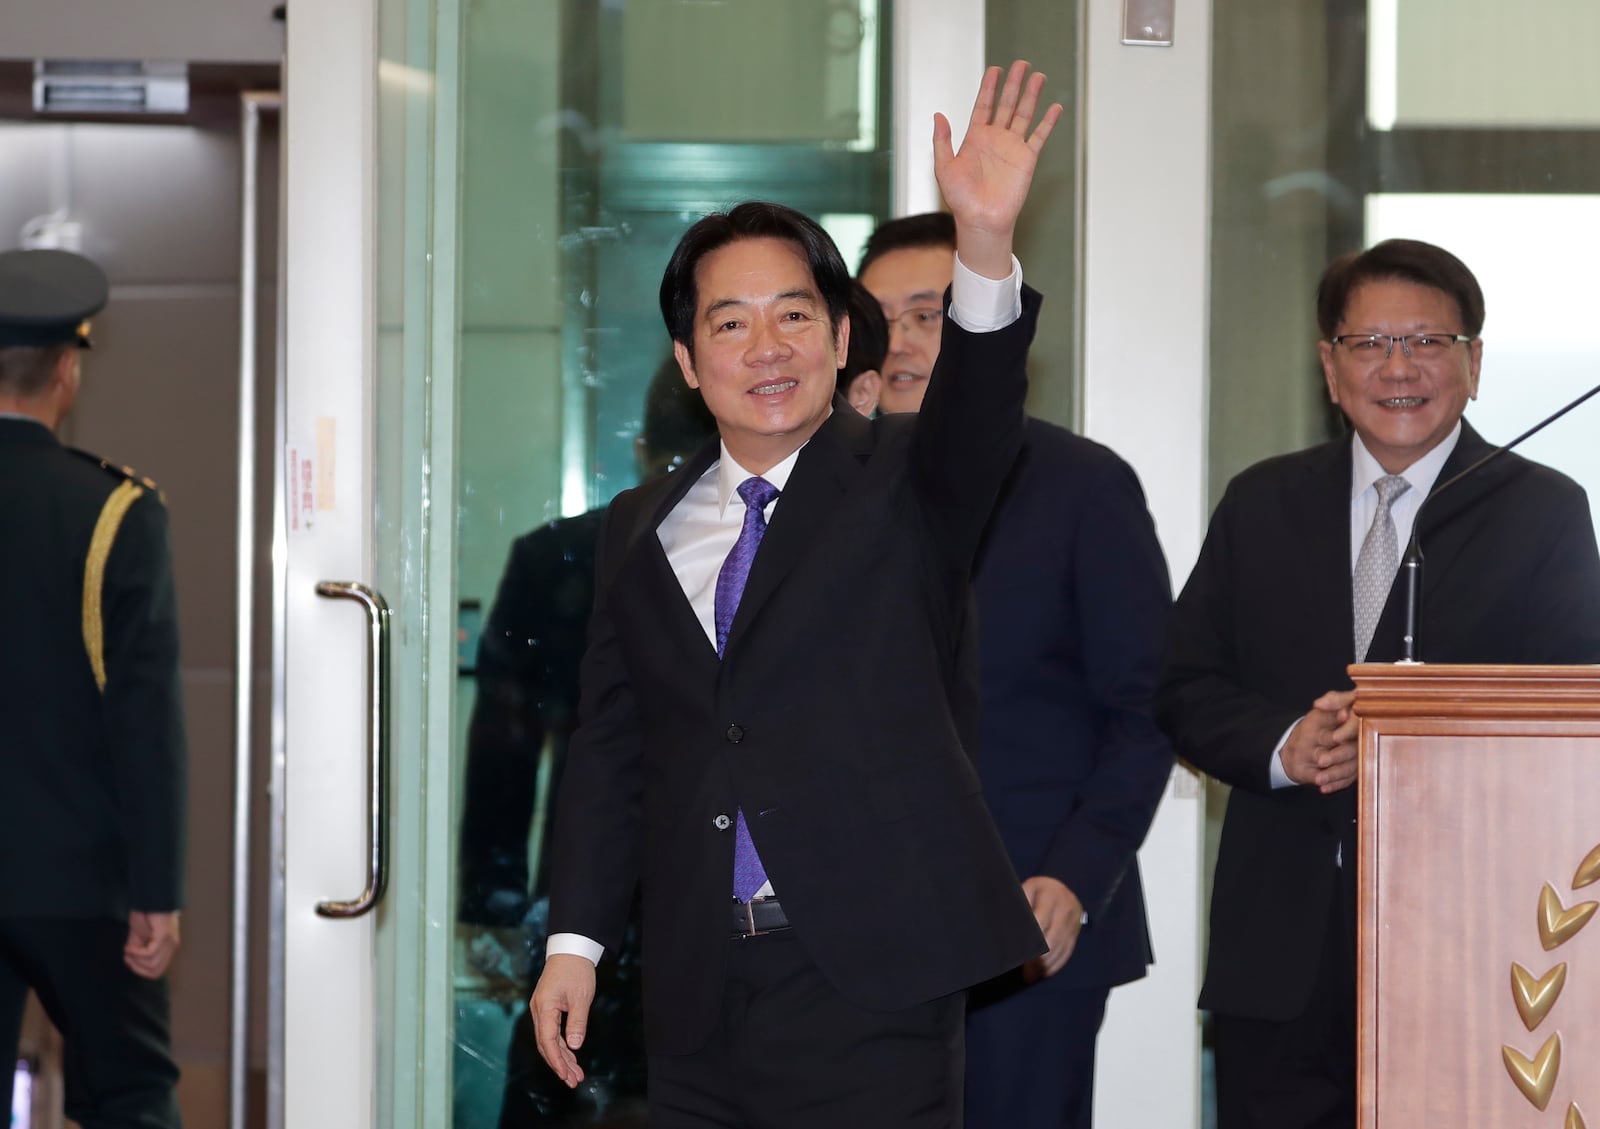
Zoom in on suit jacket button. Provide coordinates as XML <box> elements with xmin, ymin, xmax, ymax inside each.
<box><xmin>726</xmin><ymin>724</ymin><xmax>745</xmax><ymax>743</ymax></box>
<box><xmin>713</xmin><ymin>814</ymin><xmax>732</xmax><ymax>831</ymax></box>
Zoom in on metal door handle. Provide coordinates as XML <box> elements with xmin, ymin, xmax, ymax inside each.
<box><xmin>313</xmin><ymin>580</ymin><xmax>390</xmax><ymax>918</ymax></box>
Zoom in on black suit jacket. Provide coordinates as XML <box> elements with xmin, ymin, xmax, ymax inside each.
<box><xmin>0</xmin><ymin>417</ymin><xmax>186</xmax><ymax>918</ymax></box>
<box><xmin>550</xmin><ymin>288</ymin><xmax>1049</xmax><ymax>1054</ymax></box>
<box><xmin>972</xmin><ymin>418</ymin><xmax>1174</xmax><ymax>991</ymax></box>
<box><xmin>1156</xmin><ymin>420</ymin><xmax>1600</xmax><ymax>1020</ymax></box>
<box><xmin>459</xmin><ymin>508</ymin><xmax>603</xmax><ymax>927</ymax></box>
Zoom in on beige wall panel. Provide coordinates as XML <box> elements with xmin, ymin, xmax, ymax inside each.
<box><xmin>0</xmin><ymin>124</ymin><xmax>56</xmax><ymax>242</ymax></box>
<box><xmin>0</xmin><ymin>0</ymin><xmax>284</xmax><ymax>63</ymax></box>
<box><xmin>166</xmin><ymin>674</ymin><xmax>234</xmax><ymax>1058</ymax></box>
<box><xmin>65</xmin><ymin>125</ymin><xmax>242</xmax><ymax>284</ymax></box>
<box><xmin>1394</xmin><ymin>0</ymin><xmax>1600</xmax><ymax>127</ymax></box>
<box><xmin>175</xmin><ymin>1059</ymin><xmax>227</xmax><ymax>1129</ymax></box>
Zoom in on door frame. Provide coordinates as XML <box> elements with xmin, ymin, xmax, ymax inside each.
<box><xmin>278</xmin><ymin>2</ymin><xmax>382</xmax><ymax>1128</ymax></box>
<box><xmin>1079</xmin><ymin>0</ymin><xmax>1211</xmax><ymax>1123</ymax></box>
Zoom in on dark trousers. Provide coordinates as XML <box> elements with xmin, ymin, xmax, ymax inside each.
<box><xmin>1212</xmin><ymin>883</ymin><xmax>1356</xmax><ymax>1129</ymax></box>
<box><xmin>0</xmin><ymin>918</ymin><xmax>181</xmax><ymax>1129</ymax></box>
<box><xmin>647</xmin><ymin>930</ymin><xmax>966</xmax><ymax>1129</ymax></box>
<box><xmin>964</xmin><ymin>969</ymin><xmax>1108</xmax><ymax>1129</ymax></box>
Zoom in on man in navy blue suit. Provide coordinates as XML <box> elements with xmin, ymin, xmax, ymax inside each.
<box><xmin>860</xmin><ymin>214</ymin><xmax>1177</xmax><ymax>1128</ymax></box>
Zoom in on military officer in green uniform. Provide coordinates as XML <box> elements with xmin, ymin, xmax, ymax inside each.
<box><xmin>0</xmin><ymin>248</ymin><xmax>187</xmax><ymax>1128</ymax></box>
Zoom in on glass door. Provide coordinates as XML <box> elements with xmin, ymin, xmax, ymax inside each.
<box><xmin>282</xmin><ymin>3</ymin><xmax>909</xmax><ymax>1128</ymax></box>
<box><xmin>280</xmin><ymin>1</ymin><xmax>1221</xmax><ymax>1125</ymax></box>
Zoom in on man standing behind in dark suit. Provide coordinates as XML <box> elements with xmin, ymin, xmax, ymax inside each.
<box><xmin>1156</xmin><ymin>239</ymin><xmax>1600</xmax><ymax>1129</ymax></box>
<box><xmin>0</xmin><ymin>249</ymin><xmax>187</xmax><ymax>1127</ymax></box>
<box><xmin>858</xmin><ymin>212</ymin><xmax>1176</xmax><ymax>1128</ymax></box>
<box><xmin>529</xmin><ymin>62</ymin><xmax>1061</xmax><ymax>1127</ymax></box>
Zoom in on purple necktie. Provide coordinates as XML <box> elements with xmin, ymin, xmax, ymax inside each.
<box><xmin>716</xmin><ymin>476</ymin><xmax>780</xmax><ymax>902</ymax></box>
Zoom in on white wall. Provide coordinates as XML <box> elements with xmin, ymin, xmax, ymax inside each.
<box><xmin>1082</xmin><ymin>0</ymin><xmax>1211</xmax><ymax>1123</ymax></box>
<box><xmin>891</xmin><ymin>0</ymin><xmax>984</xmax><ymax>216</ymax></box>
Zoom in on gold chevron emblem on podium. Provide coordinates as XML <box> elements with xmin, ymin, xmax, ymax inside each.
<box><xmin>1575</xmin><ymin>843</ymin><xmax>1600</xmax><ymax>889</ymax></box>
<box><xmin>1539</xmin><ymin>884</ymin><xmax>1598</xmax><ymax>951</ymax></box>
<box><xmin>1511</xmin><ymin>962</ymin><xmax>1568</xmax><ymax>1031</ymax></box>
<box><xmin>1568</xmin><ymin>1102</ymin><xmax>1588</xmax><ymax>1129</ymax></box>
<box><xmin>1503</xmin><ymin>1033</ymin><xmax>1562</xmax><ymax>1111</ymax></box>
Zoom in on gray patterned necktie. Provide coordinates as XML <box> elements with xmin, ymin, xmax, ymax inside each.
<box><xmin>1353</xmin><ymin>474</ymin><xmax>1411</xmax><ymax>661</ymax></box>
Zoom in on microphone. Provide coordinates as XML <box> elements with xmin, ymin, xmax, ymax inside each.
<box><xmin>1400</xmin><ymin>379</ymin><xmax>1600</xmax><ymax>662</ymax></box>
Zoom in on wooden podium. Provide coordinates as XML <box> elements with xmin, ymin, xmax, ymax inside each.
<box><xmin>1354</xmin><ymin>664</ymin><xmax>1600</xmax><ymax>1128</ymax></box>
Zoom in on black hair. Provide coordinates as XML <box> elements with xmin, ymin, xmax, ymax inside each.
<box><xmin>659</xmin><ymin>202</ymin><xmax>851</xmax><ymax>355</ymax></box>
<box><xmin>839</xmin><ymin>279</ymin><xmax>888</xmax><ymax>394</ymax></box>
<box><xmin>1316</xmin><ymin>239</ymin><xmax>1485</xmax><ymax>339</ymax></box>
<box><xmin>642</xmin><ymin>352</ymin><xmax>716</xmax><ymax>461</ymax></box>
<box><xmin>858</xmin><ymin>212</ymin><xmax>956</xmax><ymax>276</ymax></box>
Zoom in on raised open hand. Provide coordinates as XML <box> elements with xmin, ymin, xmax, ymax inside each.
<box><xmin>934</xmin><ymin>60</ymin><xmax>1062</xmax><ymax>258</ymax></box>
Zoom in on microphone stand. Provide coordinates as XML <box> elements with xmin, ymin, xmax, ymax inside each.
<box><xmin>1399</xmin><ymin>379</ymin><xmax>1600</xmax><ymax>662</ymax></box>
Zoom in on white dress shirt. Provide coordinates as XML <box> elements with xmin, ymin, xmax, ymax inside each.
<box><xmin>548</xmin><ymin>252</ymin><xmax>1023</xmax><ymax>964</ymax></box>
<box><xmin>1268</xmin><ymin>422</ymin><xmax>1462</xmax><ymax>788</ymax></box>
<box><xmin>655</xmin><ymin>447</ymin><xmax>801</xmax><ymax>648</ymax></box>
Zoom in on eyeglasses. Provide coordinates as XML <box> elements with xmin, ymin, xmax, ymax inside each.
<box><xmin>1330</xmin><ymin>332</ymin><xmax>1472</xmax><ymax>362</ymax></box>
<box><xmin>886</xmin><ymin>306</ymin><xmax>944</xmax><ymax>341</ymax></box>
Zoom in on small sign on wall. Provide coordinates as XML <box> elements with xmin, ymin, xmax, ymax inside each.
<box><xmin>1123</xmin><ymin>0</ymin><xmax>1174</xmax><ymax>46</ymax></box>
<box><xmin>287</xmin><ymin>416</ymin><xmax>338</xmax><ymax>533</ymax></box>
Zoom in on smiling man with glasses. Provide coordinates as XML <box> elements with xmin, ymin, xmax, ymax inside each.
<box><xmin>1157</xmin><ymin>238</ymin><xmax>1600</xmax><ymax>1129</ymax></box>
<box><xmin>1319</xmin><ymin>260</ymin><xmax>1484</xmax><ymax>479</ymax></box>
<box><xmin>857</xmin><ymin>213</ymin><xmax>958</xmax><ymax>416</ymax></box>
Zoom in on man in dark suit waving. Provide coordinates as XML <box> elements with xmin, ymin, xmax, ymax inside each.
<box><xmin>1157</xmin><ymin>238</ymin><xmax>1600</xmax><ymax>1128</ymax></box>
<box><xmin>858</xmin><ymin>211</ymin><xmax>1175</xmax><ymax>1129</ymax></box>
<box><xmin>530</xmin><ymin>61</ymin><xmax>1061</xmax><ymax>1126</ymax></box>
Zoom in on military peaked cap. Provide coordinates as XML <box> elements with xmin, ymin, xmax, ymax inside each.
<box><xmin>0</xmin><ymin>248</ymin><xmax>109</xmax><ymax>348</ymax></box>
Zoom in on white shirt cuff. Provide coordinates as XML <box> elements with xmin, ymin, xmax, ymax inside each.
<box><xmin>546</xmin><ymin>932</ymin><xmax>604</xmax><ymax>965</ymax></box>
<box><xmin>949</xmin><ymin>252</ymin><xmax>1023</xmax><ymax>333</ymax></box>
<box><xmin>1269</xmin><ymin>722</ymin><xmax>1297</xmax><ymax>789</ymax></box>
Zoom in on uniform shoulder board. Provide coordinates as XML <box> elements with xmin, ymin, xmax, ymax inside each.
<box><xmin>68</xmin><ymin>448</ymin><xmax>165</xmax><ymax>500</ymax></box>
